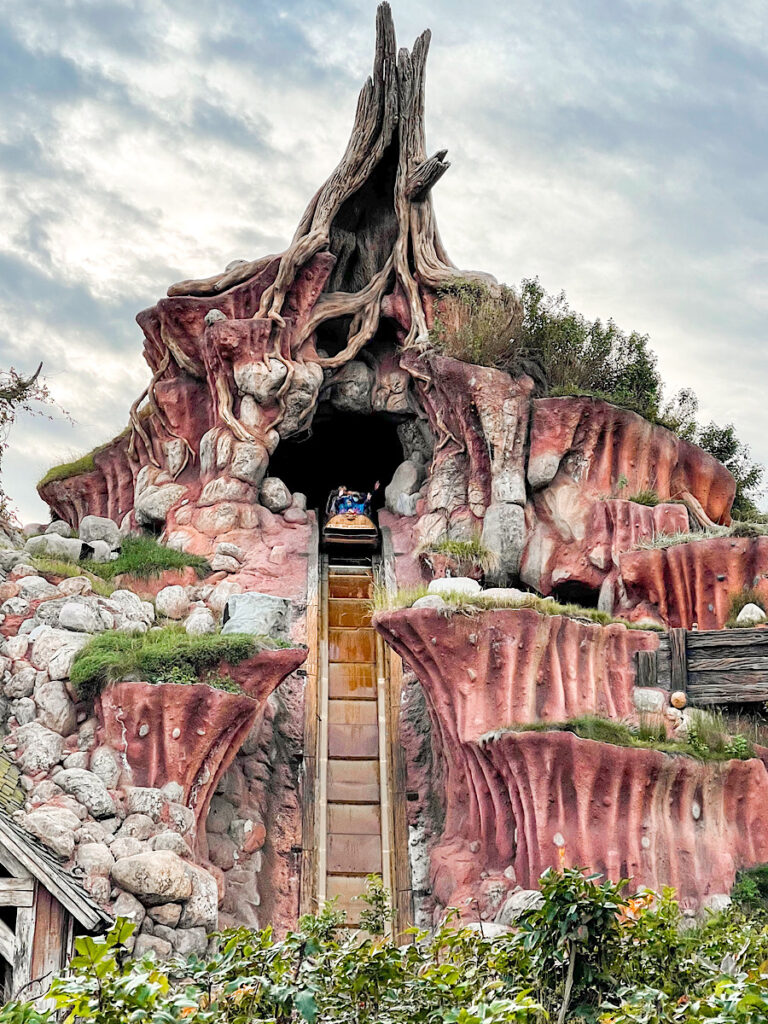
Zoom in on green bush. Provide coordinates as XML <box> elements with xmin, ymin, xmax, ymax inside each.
<box><xmin>430</xmin><ymin>279</ymin><xmax>525</xmax><ymax>370</ymax></box>
<box><xmin>69</xmin><ymin>626</ymin><xmax>262</xmax><ymax>700</ymax></box>
<box><xmin>4</xmin><ymin>869</ymin><xmax>768</xmax><ymax>1024</ymax></box>
<box><xmin>627</xmin><ymin>489</ymin><xmax>660</xmax><ymax>507</ymax></box>
<box><xmin>81</xmin><ymin>535</ymin><xmax>211</xmax><ymax>581</ymax></box>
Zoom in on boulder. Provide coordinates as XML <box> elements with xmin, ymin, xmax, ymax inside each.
<box><xmin>481</xmin><ymin>502</ymin><xmax>526</xmax><ymax>581</ymax></box>
<box><xmin>55</xmin><ymin>768</ymin><xmax>116</xmax><ymax>818</ymax></box>
<box><xmin>81</xmin><ymin>539</ymin><xmax>116</xmax><ymax>564</ymax></box>
<box><xmin>113</xmin><ymin>891</ymin><xmax>146</xmax><ymax>929</ymax></box>
<box><xmin>111</xmin><ymin>850</ymin><xmax>193</xmax><ymax>905</ymax></box>
<box><xmin>45</xmin><ymin>520</ymin><xmax>72</xmax><ymax>537</ymax></box>
<box><xmin>329</xmin><ymin>359</ymin><xmax>374</xmax><ymax>414</ymax></box>
<box><xmin>18</xmin><ymin>576</ymin><xmax>58</xmax><ymax>601</ymax></box>
<box><xmin>173</xmin><ymin>927</ymin><xmax>208</xmax><ymax>957</ymax></box>
<box><xmin>79</xmin><ymin>515</ymin><xmax>121</xmax><ymax>549</ymax></box>
<box><xmin>15</xmin><ymin>723</ymin><xmax>64</xmax><ymax>773</ymax></box>
<box><xmin>736</xmin><ymin>602</ymin><xmax>766</xmax><ymax>626</ymax></box>
<box><xmin>25</xmin><ymin>534</ymin><xmax>83</xmax><ymax>562</ymax></box>
<box><xmin>90</xmin><ymin>746</ymin><xmax>122</xmax><ymax>789</ymax></box>
<box><xmin>57</xmin><ymin>576</ymin><xmax>93</xmax><ymax>596</ymax></box>
<box><xmin>155</xmin><ymin>586</ymin><xmax>190</xmax><ymax>620</ymax></box>
<box><xmin>222</xmin><ymin>591</ymin><xmax>291</xmax><ymax>638</ymax></box>
<box><xmin>208</xmin><ymin>580</ymin><xmax>242</xmax><ymax>616</ymax></box>
<box><xmin>23</xmin><ymin>807</ymin><xmax>79</xmax><ymax>859</ymax></box>
<box><xmin>495</xmin><ymin>888</ymin><xmax>544</xmax><ymax>926</ymax></box>
<box><xmin>76</xmin><ymin>842</ymin><xmax>115</xmax><ymax>877</ymax></box>
<box><xmin>33</xmin><ymin>677</ymin><xmax>76</xmax><ymax>735</ymax></box>
<box><xmin>411</xmin><ymin>595</ymin><xmax>447</xmax><ymax>610</ymax></box>
<box><xmin>134</xmin><ymin>934</ymin><xmax>172</xmax><ymax>958</ymax></box>
<box><xmin>5</xmin><ymin>667</ymin><xmax>36</xmax><ymax>699</ymax></box>
<box><xmin>259</xmin><ymin>477</ymin><xmax>291</xmax><ymax>513</ymax></box>
<box><xmin>427</xmin><ymin>577</ymin><xmax>482</xmax><ymax>598</ymax></box>
<box><xmin>185</xmin><ymin>608</ymin><xmax>216</xmax><ymax>636</ymax></box>
<box><xmin>58</xmin><ymin>600</ymin><xmax>104</xmax><ymax>633</ymax></box>
<box><xmin>385</xmin><ymin>460</ymin><xmax>425</xmax><ymax>515</ymax></box>
<box><xmin>179</xmin><ymin>862</ymin><xmax>218</xmax><ymax>929</ymax></box>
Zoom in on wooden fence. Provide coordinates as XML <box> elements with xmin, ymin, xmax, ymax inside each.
<box><xmin>636</xmin><ymin>627</ymin><xmax>768</xmax><ymax>705</ymax></box>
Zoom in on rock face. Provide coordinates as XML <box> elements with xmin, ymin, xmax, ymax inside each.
<box><xmin>613</xmin><ymin>536</ymin><xmax>768</xmax><ymax>628</ymax></box>
<box><xmin>376</xmin><ymin>605</ymin><xmax>768</xmax><ymax>915</ymax></box>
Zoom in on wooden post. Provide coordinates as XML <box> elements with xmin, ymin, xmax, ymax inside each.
<box><xmin>299</xmin><ymin>521</ymin><xmax>320</xmax><ymax>918</ymax></box>
<box><xmin>668</xmin><ymin>628</ymin><xmax>688</xmax><ymax>693</ymax></box>
<box><xmin>635</xmin><ymin>650</ymin><xmax>658</xmax><ymax>689</ymax></box>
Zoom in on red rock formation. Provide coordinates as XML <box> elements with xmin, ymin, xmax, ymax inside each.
<box><xmin>95</xmin><ymin>646</ymin><xmax>306</xmax><ymax>844</ymax></box>
<box><xmin>375</xmin><ymin>607</ymin><xmax>658</xmax><ymax>736</ymax></box>
<box><xmin>484</xmin><ymin>730</ymin><xmax>768</xmax><ymax>905</ymax></box>
<box><xmin>521</xmin><ymin>398</ymin><xmax>735</xmax><ymax>596</ymax></box>
<box><xmin>614</xmin><ymin>536</ymin><xmax>768</xmax><ymax>629</ymax></box>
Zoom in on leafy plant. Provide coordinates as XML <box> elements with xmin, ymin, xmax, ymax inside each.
<box><xmin>431</xmin><ymin>280</ymin><xmax>525</xmax><ymax>371</ymax></box>
<box><xmin>69</xmin><ymin>626</ymin><xmax>265</xmax><ymax>700</ymax></box>
<box><xmin>354</xmin><ymin>874</ymin><xmax>395</xmax><ymax>936</ymax></box>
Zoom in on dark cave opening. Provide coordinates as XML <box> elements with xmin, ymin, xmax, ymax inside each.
<box><xmin>551</xmin><ymin>581</ymin><xmax>600</xmax><ymax>608</ymax></box>
<box><xmin>267</xmin><ymin>409</ymin><xmax>405</xmax><ymax>513</ymax></box>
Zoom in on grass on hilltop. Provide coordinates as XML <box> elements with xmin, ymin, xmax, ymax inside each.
<box><xmin>80</xmin><ymin>534</ymin><xmax>211</xmax><ymax>581</ymax></box>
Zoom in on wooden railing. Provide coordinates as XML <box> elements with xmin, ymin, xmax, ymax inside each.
<box><xmin>637</xmin><ymin>627</ymin><xmax>768</xmax><ymax>705</ymax></box>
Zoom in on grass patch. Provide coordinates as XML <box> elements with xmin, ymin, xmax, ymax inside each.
<box><xmin>416</xmin><ymin>535</ymin><xmax>499</xmax><ymax>575</ymax></box>
<box><xmin>69</xmin><ymin>626</ymin><xmax>293</xmax><ymax>701</ymax></box>
<box><xmin>80</xmin><ymin>535</ymin><xmax>211</xmax><ymax>581</ymax></box>
<box><xmin>481</xmin><ymin>712</ymin><xmax>755</xmax><ymax>762</ymax></box>
<box><xmin>627</xmin><ymin>489</ymin><xmax>660</xmax><ymax>507</ymax></box>
<box><xmin>31</xmin><ymin>558</ymin><xmax>116</xmax><ymax>597</ymax></box>
<box><xmin>372</xmin><ymin>583</ymin><xmax>662</xmax><ymax>631</ymax></box>
<box><xmin>636</xmin><ymin>521</ymin><xmax>768</xmax><ymax>552</ymax></box>
<box><xmin>725</xmin><ymin>587</ymin><xmax>766</xmax><ymax>629</ymax></box>
<box><xmin>430</xmin><ymin>279</ymin><xmax>524</xmax><ymax>370</ymax></box>
<box><xmin>38</xmin><ymin>429</ymin><xmax>130</xmax><ymax>488</ymax></box>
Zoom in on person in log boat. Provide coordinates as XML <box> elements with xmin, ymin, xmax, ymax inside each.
<box><xmin>323</xmin><ymin>484</ymin><xmax>379</xmax><ymax>548</ymax></box>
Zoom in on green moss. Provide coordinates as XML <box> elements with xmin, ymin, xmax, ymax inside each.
<box><xmin>38</xmin><ymin>428</ymin><xmax>130</xmax><ymax>488</ymax></box>
<box><xmin>481</xmin><ymin>712</ymin><xmax>756</xmax><ymax>763</ymax></box>
<box><xmin>69</xmin><ymin>626</ymin><xmax>293</xmax><ymax>701</ymax></box>
<box><xmin>81</xmin><ymin>535</ymin><xmax>211</xmax><ymax>581</ymax></box>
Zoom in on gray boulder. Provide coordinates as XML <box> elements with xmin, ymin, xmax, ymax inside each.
<box><xmin>111</xmin><ymin>851</ymin><xmax>193</xmax><ymax>904</ymax></box>
<box><xmin>55</xmin><ymin>768</ymin><xmax>116</xmax><ymax>818</ymax></box>
<box><xmin>15</xmin><ymin>722</ymin><xmax>65</xmax><ymax>772</ymax></box>
<box><xmin>481</xmin><ymin>503</ymin><xmax>526</xmax><ymax>582</ymax></box>
<box><xmin>79</xmin><ymin>515</ymin><xmax>121</xmax><ymax>549</ymax></box>
<box><xmin>428</xmin><ymin>577</ymin><xmax>482</xmax><ymax>598</ymax></box>
<box><xmin>33</xmin><ymin>677</ymin><xmax>76</xmax><ymax>735</ymax></box>
<box><xmin>495</xmin><ymin>889</ymin><xmax>545</xmax><ymax>926</ymax></box>
<box><xmin>329</xmin><ymin>360</ymin><xmax>373</xmax><ymax>414</ymax></box>
<box><xmin>25</xmin><ymin>534</ymin><xmax>84</xmax><ymax>562</ymax></box>
<box><xmin>385</xmin><ymin>460</ymin><xmax>425</xmax><ymax>515</ymax></box>
<box><xmin>44</xmin><ymin>520</ymin><xmax>72</xmax><ymax>537</ymax></box>
<box><xmin>259</xmin><ymin>477</ymin><xmax>291</xmax><ymax>513</ymax></box>
<box><xmin>736</xmin><ymin>602</ymin><xmax>766</xmax><ymax>626</ymax></box>
<box><xmin>23</xmin><ymin>807</ymin><xmax>79</xmax><ymax>859</ymax></box>
<box><xmin>222</xmin><ymin>591</ymin><xmax>291</xmax><ymax>639</ymax></box>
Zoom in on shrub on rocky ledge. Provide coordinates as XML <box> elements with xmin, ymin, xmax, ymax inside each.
<box><xmin>69</xmin><ymin>626</ymin><xmax>273</xmax><ymax>700</ymax></box>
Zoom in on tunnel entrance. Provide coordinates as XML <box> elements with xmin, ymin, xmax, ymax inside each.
<box><xmin>551</xmin><ymin>581</ymin><xmax>600</xmax><ymax>609</ymax></box>
<box><xmin>267</xmin><ymin>408</ymin><xmax>405</xmax><ymax>513</ymax></box>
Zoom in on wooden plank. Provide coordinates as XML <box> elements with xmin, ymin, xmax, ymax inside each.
<box><xmin>687</xmin><ymin>657</ymin><xmax>768</xmax><ymax>673</ymax></box>
<box><xmin>687</xmin><ymin>676</ymin><xmax>768</xmax><ymax>705</ymax></box>
<box><xmin>0</xmin><ymin>877</ymin><xmax>33</xmax><ymax>907</ymax></box>
<box><xmin>0</xmin><ymin>917</ymin><xmax>14</xmax><ymax>964</ymax></box>
<box><xmin>635</xmin><ymin>650</ymin><xmax>658</xmax><ymax>688</ymax></box>
<box><xmin>0</xmin><ymin>817</ymin><xmax>107</xmax><ymax>931</ymax></box>
<box><xmin>687</xmin><ymin>629</ymin><xmax>768</xmax><ymax>650</ymax></box>
<box><xmin>300</xmin><ymin>521</ymin><xmax>320</xmax><ymax>918</ymax></box>
<box><xmin>12</xmin><ymin>902</ymin><xmax>35</xmax><ymax>999</ymax></box>
<box><xmin>669</xmin><ymin>628</ymin><xmax>688</xmax><ymax>692</ymax></box>
<box><xmin>329</xmin><ymin>628</ymin><xmax>376</xmax><ymax>664</ymax></box>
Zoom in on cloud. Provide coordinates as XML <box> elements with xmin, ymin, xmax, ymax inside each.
<box><xmin>0</xmin><ymin>0</ymin><xmax>766</xmax><ymax>521</ymax></box>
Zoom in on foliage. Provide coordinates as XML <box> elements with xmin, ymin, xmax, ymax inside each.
<box><xmin>80</xmin><ymin>535</ymin><xmax>211</xmax><ymax>581</ymax></box>
<box><xmin>37</xmin><ymin>428</ymin><xmax>130</xmax><ymax>489</ymax></box>
<box><xmin>355</xmin><ymin>874</ymin><xmax>396</xmax><ymax>935</ymax></box>
<box><xmin>0</xmin><ymin>364</ymin><xmax>60</xmax><ymax>525</ymax></box>
<box><xmin>417</xmin><ymin>535</ymin><xmax>499</xmax><ymax>575</ymax></box>
<box><xmin>372</xmin><ymin>583</ymin><xmax>662</xmax><ymax>631</ymax></box>
<box><xmin>7</xmin><ymin>874</ymin><xmax>768</xmax><ymax>1024</ymax></box>
<box><xmin>661</xmin><ymin>389</ymin><xmax>765</xmax><ymax>521</ymax></box>
<box><xmin>636</xmin><ymin>523</ymin><xmax>768</xmax><ymax>552</ymax></box>
<box><xmin>732</xmin><ymin>865</ymin><xmax>768</xmax><ymax>909</ymax></box>
<box><xmin>69</xmin><ymin>626</ymin><xmax>264</xmax><ymax>700</ymax></box>
<box><xmin>484</xmin><ymin>712</ymin><xmax>756</xmax><ymax>763</ymax></box>
<box><xmin>431</xmin><ymin>280</ymin><xmax>525</xmax><ymax>371</ymax></box>
<box><xmin>627</xmin><ymin>490</ymin><xmax>659</xmax><ymax>507</ymax></box>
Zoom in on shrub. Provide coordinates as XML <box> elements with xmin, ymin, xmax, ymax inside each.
<box><xmin>81</xmin><ymin>535</ymin><xmax>211</xmax><ymax>581</ymax></box>
<box><xmin>732</xmin><ymin>864</ymin><xmax>768</xmax><ymax>908</ymax></box>
<box><xmin>430</xmin><ymin>279</ymin><xmax>525</xmax><ymax>371</ymax></box>
<box><xmin>69</xmin><ymin>626</ymin><xmax>263</xmax><ymax>700</ymax></box>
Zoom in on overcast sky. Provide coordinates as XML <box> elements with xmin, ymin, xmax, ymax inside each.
<box><xmin>1</xmin><ymin>0</ymin><xmax>766</xmax><ymax>522</ymax></box>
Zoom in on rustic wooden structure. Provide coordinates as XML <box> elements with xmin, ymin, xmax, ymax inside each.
<box><xmin>637</xmin><ymin>627</ymin><xmax>768</xmax><ymax>705</ymax></box>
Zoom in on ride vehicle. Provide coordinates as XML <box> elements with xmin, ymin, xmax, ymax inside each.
<box><xmin>322</xmin><ymin>487</ymin><xmax>379</xmax><ymax>549</ymax></box>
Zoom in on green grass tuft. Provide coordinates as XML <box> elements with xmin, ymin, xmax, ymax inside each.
<box><xmin>627</xmin><ymin>489</ymin><xmax>660</xmax><ymax>507</ymax></box>
<box><xmin>636</xmin><ymin>521</ymin><xmax>768</xmax><ymax>552</ymax></box>
<box><xmin>481</xmin><ymin>712</ymin><xmax>755</xmax><ymax>762</ymax></box>
<box><xmin>69</xmin><ymin>626</ymin><xmax>290</xmax><ymax>701</ymax></box>
<box><xmin>31</xmin><ymin>558</ymin><xmax>116</xmax><ymax>597</ymax></box>
<box><xmin>372</xmin><ymin>584</ymin><xmax>662</xmax><ymax>631</ymax></box>
<box><xmin>416</xmin><ymin>535</ymin><xmax>499</xmax><ymax>575</ymax></box>
<box><xmin>80</xmin><ymin>535</ymin><xmax>211</xmax><ymax>581</ymax></box>
<box><xmin>38</xmin><ymin>429</ymin><xmax>130</xmax><ymax>488</ymax></box>
<box><xmin>725</xmin><ymin>587</ymin><xmax>766</xmax><ymax>629</ymax></box>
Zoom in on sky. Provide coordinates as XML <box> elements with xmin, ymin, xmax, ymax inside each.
<box><xmin>0</xmin><ymin>0</ymin><xmax>766</xmax><ymax>523</ymax></box>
